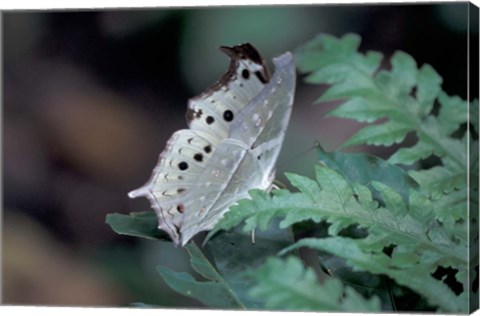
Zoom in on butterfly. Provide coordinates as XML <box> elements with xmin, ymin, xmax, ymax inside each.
<box><xmin>128</xmin><ymin>43</ymin><xmax>296</xmax><ymax>246</ymax></box>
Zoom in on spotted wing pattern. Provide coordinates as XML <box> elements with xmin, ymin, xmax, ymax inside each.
<box><xmin>129</xmin><ymin>44</ymin><xmax>276</xmax><ymax>244</ymax></box>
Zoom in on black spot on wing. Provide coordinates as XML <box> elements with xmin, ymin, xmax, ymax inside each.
<box><xmin>178</xmin><ymin>162</ymin><xmax>189</xmax><ymax>170</ymax></box>
<box><xmin>255</xmin><ymin>70</ymin><xmax>268</xmax><ymax>84</ymax></box>
<box><xmin>223</xmin><ymin>110</ymin><xmax>234</xmax><ymax>122</ymax></box>
<box><xmin>177</xmin><ymin>204</ymin><xmax>185</xmax><ymax>213</ymax></box>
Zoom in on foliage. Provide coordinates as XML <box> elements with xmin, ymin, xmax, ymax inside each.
<box><xmin>249</xmin><ymin>256</ymin><xmax>381</xmax><ymax>311</ymax></box>
<box><xmin>295</xmin><ymin>33</ymin><xmax>475</xmax><ymax>199</ymax></box>
<box><xmin>107</xmin><ymin>212</ymin><xmax>298</xmax><ymax>309</ymax></box>
<box><xmin>107</xmin><ymin>33</ymin><xmax>477</xmax><ymax>313</ymax></box>
<box><xmin>212</xmin><ymin>155</ymin><xmax>468</xmax><ymax>312</ymax></box>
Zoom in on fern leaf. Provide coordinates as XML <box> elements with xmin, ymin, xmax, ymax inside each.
<box><xmin>343</xmin><ymin>120</ymin><xmax>411</xmax><ymax>147</ymax></box>
<box><xmin>382</xmin><ymin>51</ymin><xmax>418</xmax><ymax>97</ymax></box>
<box><xmin>214</xmin><ymin>162</ymin><xmax>466</xmax><ymax>264</ymax></box>
<box><xmin>316</xmin><ymin>144</ymin><xmax>418</xmax><ymax>204</ymax></box>
<box><xmin>437</xmin><ymin>92</ymin><xmax>469</xmax><ymax>135</ymax></box>
<box><xmin>416</xmin><ymin>64</ymin><xmax>443</xmax><ymax>116</ymax></box>
<box><xmin>296</xmin><ymin>34</ymin><xmax>469</xmax><ymax>169</ymax></box>
<box><xmin>296</xmin><ymin>33</ymin><xmax>382</xmax><ymax>102</ymax></box>
<box><xmin>431</xmin><ymin>188</ymin><xmax>468</xmax><ymax>222</ymax></box>
<box><xmin>280</xmin><ymin>237</ymin><xmax>466</xmax><ymax>312</ymax></box>
<box><xmin>209</xmin><ymin>157</ymin><xmax>467</xmax><ymax>311</ymax></box>
<box><xmin>388</xmin><ymin>141</ymin><xmax>435</xmax><ymax>165</ymax></box>
<box><xmin>370</xmin><ymin>181</ymin><xmax>407</xmax><ymax>218</ymax></box>
<box><xmin>409</xmin><ymin>166</ymin><xmax>467</xmax><ymax>199</ymax></box>
<box><xmin>249</xmin><ymin>256</ymin><xmax>381</xmax><ymax>311</ymax></box>
<box><xmin>326</xmin><ymin>97</ymin><xmax>404</xmax><ymax>123</ymax></box>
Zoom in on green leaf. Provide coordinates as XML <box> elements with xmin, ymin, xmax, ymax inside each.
<box><xmin>326</xmin><ymin>97</ymin><xmax>403</xmax><ymax>123</ymax></box>
<box><xmin>431</xmin><ymin>188</ymin><xmax>468</xmax><ymax>222</ymax></box>
<box><xmin>212</xmin><ymin>161</ymin><xmax>466</xmax><ymax>264</ymax></box>
<box><xmin>157</xmin><ymin>266</ymin><xmax>243</xmax><ymax>309</ymax></box>
<box><xmin>106</xmin><ymin>212</ymin><xmax>252</xmax><ymax>308</ymax></box>
<box><xmin>206</xmin><ymin>188</ymin><xmax>320</xmax><ymax>240</ymax></box>
<box><xmin>249</xmin><ymin>256</ymin><xmax>381</xmax><ymax>311</ymax></box>
<box><xmin>208</xmin><ymin>156</ymin><xmax>467</xmax><ymax>311</ymax></box>
<box><xmin>106</xmin><ymin>211</ymin><xmax>295</xmax><ymax>309</ymax></box>
<box><xmin>317</xmin><ymin>145</ymin><xmax>418</xmax><ymax>204</ymax></box>
<box><xmin>295</xmin><ymin>34</ymin><xmax>364</xmax><ymax>72</ymax></box>
<box><xmin>106</xmin><ymin>212</ymin><xmax>169</xmax><ymax>241</ymax></box>
<box><xmin>185</xmin><ymin>242</ymin><xmax>224</xmax><ymax>282</ymax></box>
<box><xmin>390</xmin><ymin>51</ymin><xmax>418</xmax><ymax>96</ymax></box>
<box><xmin>157</xmin><ymin>241</ymin><xmax>247</xmax><ymax>309</ymax></box>
<box><xmin>370</xmin><ymin>181</ymin><xmax>407</xmax><ymax>218</ymax></box>
<box><xmin>437</xmin><ymin>92</ymin><xmax>469</xmax><ymax>135</ymax></box>
<box><xmin>409</xmin><ymin>166</ymin><xmax>467</xmax><ymax>199</ymax></box>
<box><xmin>416</xmin><ymin>64</ymin><xmax>442</xmax><ymax>116</ymax></box>
<box><xmin>159</xmin><ymin>221</ymin><xmax>297</xmax><ymax>309</ymax></box>
<box><xmin>295</xmin><ymin>33</ymin><xmax>382</xmax><ymax>103</ymax></box>
<box><xmin>343</xmin><ymin>121</ymin><xmax>411</xmax><ymax>147</ymax></box>
<box><xmin>285</xmin><ymin>172</ymin><xmax>321</xmax><ymax>200</ymax></box>
<box><xmin>297</xmin><ymin>33</ymin><xmax>469</xmax><ymax>171</ymax></box>
<box><xmin>206</xmin><ymin>223</ymin><xmax>296</xmax><ymax>309</ymax></box>
<box><xmin>205</xmin><ymin>189</ymin><xmax>268</xmax><ymax>241</ymax></box>
<box><xmin>281</xmin><ymin>237</ymin><xmax>467</xmax><ymax>312</ymax></box>
<box><xmin>388</xmin><ymin>141</ymin><xmax>435</xmax><ymax>165</ymax></box>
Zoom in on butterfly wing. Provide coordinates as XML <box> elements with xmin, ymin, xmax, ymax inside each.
<box><xmin>229</xmin><ymin>52</ymin><xmax>296</xmax><ymax>182</ymax></box>
<box><xmin>128</xmin><ymin>129</ymin><xmax>220</xmax><ymax>242</ymax></box>
<box><xmin>129</xmin><ymin>44</ymin><xmax>271</xmax><ymax>245</ymax></box>
<box><xmin>177</xmin><ymin>138</ymin><xmax>252</xmax><ymax>244</ymax></box>
<box><xmin>186</xmin><ymin>44</ymin><xmax>270</xmax><ymax>138</ymax></box>
<box><xmin>179</xmin><ymin>52</ymin><xmax>296</xmax><ymax>245</ymax></box>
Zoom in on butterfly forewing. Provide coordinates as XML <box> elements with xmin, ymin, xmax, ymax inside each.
<box><xmin>186</xmin><ymin>44</ymin><xmax>270</xmax><ymax>138</ymax></box>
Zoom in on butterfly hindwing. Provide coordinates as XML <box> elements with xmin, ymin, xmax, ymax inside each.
<box><xmin>177</xmin><ymin>139</ymin><xmax>247</xmax><ymax>238</ymax></box>
<box><xmin>128</xmin><ymin>129</ymin><xmax>220</xmax><ymax>240</ymax></box>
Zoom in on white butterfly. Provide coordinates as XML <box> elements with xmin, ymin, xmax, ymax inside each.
<box><xmin>128</xmin><ymin>44</ymin><xmax>296</xmax><ymax>246</ymax></box>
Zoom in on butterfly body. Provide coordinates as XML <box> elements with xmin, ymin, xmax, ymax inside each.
<box><xmin>129</xmin><ymin>44</ymin><xmax>296</xmax><ymax>246</ymax></box>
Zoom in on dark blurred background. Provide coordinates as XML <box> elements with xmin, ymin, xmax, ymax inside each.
<box><xmin>2</xmin><ymin>3</ymin><xmax>475</xmax><ymax>307</ymax></box>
